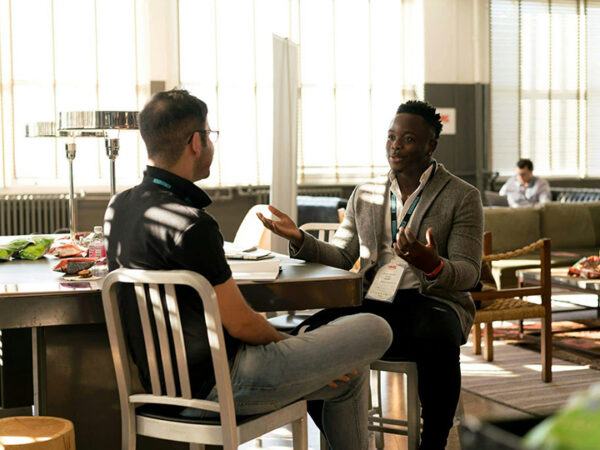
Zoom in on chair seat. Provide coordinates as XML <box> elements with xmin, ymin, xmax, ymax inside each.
<box><xmin>474</xmin><ymin>297</ymin><xmax>545</xmax><ymax>323</ymax></box>
<box><xmin>136</xmin><ymin>404</ymin><xmax>262</xmax><ymax>425</ymax></box>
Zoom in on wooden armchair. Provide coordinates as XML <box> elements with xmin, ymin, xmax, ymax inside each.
<box><xmin>471</xmin><ymin>231</ymin><xmax>552</xmax><ymax>382</ymax></box>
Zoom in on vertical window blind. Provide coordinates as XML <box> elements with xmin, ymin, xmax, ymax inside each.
<box><xmin>490</xmin><ymin>0</ymin><xmax>600</xmax><ymax>177</ymax></box>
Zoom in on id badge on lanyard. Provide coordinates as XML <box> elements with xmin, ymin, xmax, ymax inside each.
<box><xmin>365</xmin><ymin>256</ymin><xmax>406</xmax><ymax>303</ymax></box>
<box><xmin>366</xmin><ymin>162</ymin><xmax>437</xmax><ymax>303</ymax></box>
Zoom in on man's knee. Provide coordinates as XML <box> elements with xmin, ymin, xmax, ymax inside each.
<box><xmin>332</xmin><ymin>312</ymin><xmax>393</xmax><ymax>357</ymax></box>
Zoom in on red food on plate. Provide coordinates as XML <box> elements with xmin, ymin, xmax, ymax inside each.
<box><xmin>568</xmin><ymin>256</ymin><xmax>600</xmax><ymax>279</ymax></box>
<box><xmin>52</xmin><ymin>258</ymin><xmax>96</xmax><ymax>274</ymax></box>
<box><xmin>49</xmin><ymin>244</ymin><xmax>86</xmax><ymax>258</ymax></box>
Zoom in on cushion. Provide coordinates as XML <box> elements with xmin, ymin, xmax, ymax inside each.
<box><xmin>484</xmin><ymin>207</ymin><xmax>541</xmax><ymax>253</ymax></box>
<box><xmin>540</xmin><ymin>202</ymin><xmax>600</xmax><ymax>249</ymax></box>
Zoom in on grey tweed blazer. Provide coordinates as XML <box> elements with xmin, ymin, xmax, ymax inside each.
<box><xmin>290</xmin><ymin>163</ymin><xmax>483</xmax><ymax>341</ymax></box>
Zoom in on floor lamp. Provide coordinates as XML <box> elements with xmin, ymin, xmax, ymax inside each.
<box><xmin>26</xmin><ymin>111</ymin><xmax>139</xmax><ymax>242</ymax></box>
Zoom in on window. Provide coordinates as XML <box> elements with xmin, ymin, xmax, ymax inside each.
<box><xmin>0</xmin><ymin>0</ymin><xmax>420</xmax><ymax>190</ymax></box>
<box><xmin>0</xmin><ymin>0</ymin><xmax>145</xmax><ymax>191</ymax></box>
<box><xmin>178</xmin><ymin>0</ymin><xmax>421</xmax><ymax>187</ymax></box>
<box><xmin>490</xmin><ymin>0</ymin><xmax>600</xmax><ymax>177</ymax></box>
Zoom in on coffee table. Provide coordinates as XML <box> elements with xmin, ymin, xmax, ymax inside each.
<box><xmin>517</xmin><ymin>267</ymin><xmax>600</xmax><ymax>317</ymax></box>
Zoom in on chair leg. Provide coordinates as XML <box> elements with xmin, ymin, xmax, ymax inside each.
<box><xmin>122</xmin><ymin>407</ymin><xmax>136</xmax><ymax>450</ymax></box>
<box><xmin>472</xmin><ymin>324</ymin><xmax>482</xmax><ymax>355</ymax></box>
<box><xmin>375</xmin><ymin>370</ymin><xmax>384</xmax><ymax>449</ymax></box>
<box><xmin>483</xmin><ymin>322</ymin><xmax>494</xmax><ymax>361</ymax></box>
<box><xmin>292</xmin><ymin>416</ymin><xmax>308</xmax><ymax>450</ymax></box>
<box><xmin>518</xmin><ymin>319</ymin><xmax>524</xmax><ymax>336</ymax></box>
<box><xmin>541</xmin><ymin>316</ymin><xmax>552</xmax><ymax>382</ymax></box>
<box><xmin>406</xmin><ymin>365</ymin><xmax>420</xmax><ymax>450</ymax></box>
<box><xmin>320</xmin><ymin>432</ymin><xmax>328</xmax><ymax>450</ymax></box>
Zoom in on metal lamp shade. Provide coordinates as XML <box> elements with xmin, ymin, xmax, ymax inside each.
<box><xmin>58</xmin><ymin>111</ymin><xmax>139</xmax><ymax>131</ymax></box>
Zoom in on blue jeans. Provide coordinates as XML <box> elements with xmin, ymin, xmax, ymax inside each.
<box><xmin>202</xmin><ymin>313</ymin><xmax>392</xmax><ymax>449</ymax></box>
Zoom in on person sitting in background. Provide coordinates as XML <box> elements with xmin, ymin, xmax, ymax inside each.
<box><xmin>104</xmin><ymin>89</ymin><xmax>393</xmax><ymax>450</ymax></box>
<box><xmin>499</xmin><ymin>158</ymin><xmax>551</xmax><ymax>207</ymax></box>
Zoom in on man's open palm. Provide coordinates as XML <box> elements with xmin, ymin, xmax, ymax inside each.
<box><xmin>256</xmin><ymin>205</ymin><xmax>304</xmax><ymax>247</ymax></box>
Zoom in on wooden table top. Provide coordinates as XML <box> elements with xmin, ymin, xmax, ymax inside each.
<box><xmin>0</xmin><ymin>252</ymin><xmax>362</xmax><ymax>328</ymax></box>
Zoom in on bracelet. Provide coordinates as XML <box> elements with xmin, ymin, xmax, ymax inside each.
<box><xmin>424</xmin><ymin>259</ymin><xmax>444</xmax><ymax>279</ymax></box>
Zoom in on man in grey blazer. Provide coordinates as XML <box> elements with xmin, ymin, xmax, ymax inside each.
<box><xmin>259</xmin><ymin>100</ymin><xmax>483</xmax><ymax>449</ymax></box>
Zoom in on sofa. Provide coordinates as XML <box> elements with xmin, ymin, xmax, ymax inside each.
<box><xmin>484</xmin><ymin>201</ymin><xmax>600</xmax><ymax>288</ymax></box>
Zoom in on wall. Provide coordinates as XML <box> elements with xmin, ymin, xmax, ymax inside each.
<box><xmin>422</xmin><ymin>0</ymin><xmax>491</xmax><ymax>192</ymax></box>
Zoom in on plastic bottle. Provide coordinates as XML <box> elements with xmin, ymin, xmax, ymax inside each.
<box><xmin>88</xmin><ymin>226</ymin><xmax>106</xmax><ymax>259</ymax></box>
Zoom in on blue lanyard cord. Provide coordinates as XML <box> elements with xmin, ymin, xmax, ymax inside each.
<box><xmin>390</xmin><ymin>162</ymin><xmax>437</xmax><ymax>246</ymax></box>
<box><xmin>153</xmin><ymin>178</ymin><xmax>193</xmax><ymax>206</ymax></box>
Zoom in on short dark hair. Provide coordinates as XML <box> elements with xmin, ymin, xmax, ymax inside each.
<box><xmin>517</xmin><ymin>158</ymin><xmax>533</xmax><ymax>171</ymax></box>
<box><xmin>139</xmin><ymin>89</ymin><xmax>208</xmax><ymax>167</ymax></box>
<box><xmin>396</xmin><ymin>100</ymin><xmax>443</xmax><ymax>139</ymax></box>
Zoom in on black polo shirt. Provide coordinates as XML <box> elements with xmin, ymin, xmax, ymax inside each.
<box><xmin>105</xmin><ymin>165</ymin><xmax>239</xmax><ymax>398</ymax></box>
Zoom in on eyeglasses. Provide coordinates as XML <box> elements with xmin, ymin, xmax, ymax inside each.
<box><xmin>187</xmin><ymin>129</ymin><xmax>220</xmax><ymax>144</ymax></box>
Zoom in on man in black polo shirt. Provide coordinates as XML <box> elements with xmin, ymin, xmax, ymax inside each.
<box><xmin>105</xmin><ymin>89</ymin><xmax>392</xmax><ymax>449</ymax></box>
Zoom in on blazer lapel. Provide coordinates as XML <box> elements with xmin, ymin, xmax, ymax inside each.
<box><xmin>408</xmin><ymin>163</ymin><xmax>451</xmax><ymax>237</ymax></box>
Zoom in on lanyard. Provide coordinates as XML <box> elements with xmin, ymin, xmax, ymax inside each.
<box><xmin>152</xmin><ymin>178</ymin><xmax>194</xmax><ymax>206</ymax></box>
<box><xmin>390</xmin><ymin>162</ymin><xmax>436</xmax><ymax>245</ymax></box>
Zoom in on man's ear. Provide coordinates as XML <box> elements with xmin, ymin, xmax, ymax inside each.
<box><xmin>428</xmin><ymin>138</ymin><xmax>438</xmax><ymax>155</ymax></box>
<box><xmin>189</xmin><ymin>133</ymin><xmax>204</xmax><ymax>157</ymax></box>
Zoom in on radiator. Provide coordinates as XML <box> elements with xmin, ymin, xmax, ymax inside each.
<box><xmin>238</xmin><ymin>187</ymin><xmax>345</xmax><ymax>204</ymax></box>
<box><xmin>0</xmin><ymin>194</ymin><xmax>80</xmax><ymax>235</ymax></box>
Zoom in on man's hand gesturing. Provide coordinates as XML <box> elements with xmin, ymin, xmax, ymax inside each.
<box><xmin>393</xmin><ymin>227</ymin><xmax>441</xmax><ymax>274</ymax></box>
<box><xmin>256</xmin><ymin>205</ymin><xmax>304</xmax><ymax>248</ymax></box>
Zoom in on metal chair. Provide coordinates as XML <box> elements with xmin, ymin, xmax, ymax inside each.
<box><xmin>368</xmin><ymin>360</ymin><xmax>421</xmax><ymax>450</ymax></box>
<box><xmin>102</xmin><ymin>268</ymin><xmax>307</xmax><ymax>450</ymax></box>
<box><xmin>268</xmin><ymin>222</ymin><xmax>340</xmax><ymax>331</ymax></box>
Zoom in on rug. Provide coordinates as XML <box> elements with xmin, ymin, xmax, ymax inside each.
<box><xmin>461</xmin><ymin>341</ymin><xmax>600</xmax><ymax>417</ymax></box>
<box><xmin>492</xmin><ymin>319</ymin><xmax>600</xmax><ymax>370</ymax></box>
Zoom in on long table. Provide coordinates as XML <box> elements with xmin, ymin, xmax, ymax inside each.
<box><xmin>0</xmin><ymin>256</ymin><xmax>362</xmax><ymax>450</ymax></box>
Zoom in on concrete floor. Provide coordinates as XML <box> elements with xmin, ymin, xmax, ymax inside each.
<box><xmin>239</xmin><ymin>370</ymin><xmax>534</xmax><ymax>449</ymax></box>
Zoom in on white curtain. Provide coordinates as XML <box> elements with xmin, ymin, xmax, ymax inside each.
<box><xmin>271</xmin><ymin>35</ymin><xmax>299</xmax><ymax>254</ymax></box>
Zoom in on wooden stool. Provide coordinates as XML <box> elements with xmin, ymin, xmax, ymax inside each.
<box><xmin>0</xmin><ymin>417</ymin><xmax>75</xmax><ymax>450</ymax></box>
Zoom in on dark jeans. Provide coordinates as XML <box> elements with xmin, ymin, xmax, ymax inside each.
<box><xmin>295</xmin><ymin>290</ymin><xmax>463</xmax><ymax>450</ymax></box>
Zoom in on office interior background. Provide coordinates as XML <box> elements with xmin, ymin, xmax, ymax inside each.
<box><xmin>1</xmin><ymin>0</ymin><xmax>599</xmax><ymax>238</ymax></box>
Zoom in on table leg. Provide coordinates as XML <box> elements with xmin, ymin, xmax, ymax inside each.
<box><xmin>32</xmin><ymin>327</ymin><xmax>46</xmax><ymax>416</ymax></box>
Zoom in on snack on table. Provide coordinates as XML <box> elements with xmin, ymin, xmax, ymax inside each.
<box><xmin>568</xmin><ymin>255</ymin><xmax>600</xmax><ymax>279</ymax></box>
<box><xmin>49</xmin><ymin>243</ymin><xmax>86</xmax><ymax>258</ymax></box>
<box><xmin>0</xmin><ymin>239</ymin><xmax>31</xmax><ymax>261</ymax></box>
<box><xmin>52</xmin><ymin>258</ymin><xmax>96</xmax><ymax>274</ymax></box>
<box><xmin>77</xmin><ymin>269</ymin><xmax>92</xmax><ymax>278</ymax></box>
<box><xmin>18</xmin><ymin>237</ymin><xmax>55</xmax><ymax>260</ymax></box>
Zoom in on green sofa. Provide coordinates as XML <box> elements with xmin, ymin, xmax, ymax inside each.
<box><xmin>484</xmin><ymin>202</ymin><xmax>600</xmax><ymax>288</ymax></box>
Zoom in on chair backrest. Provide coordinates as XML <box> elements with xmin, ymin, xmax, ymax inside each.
<box><xmin>234</xmin><ymin>204</ymin><xmax>271</xmax><ymax>250</ymax></box>
<box><xmin>474</xmin><ymin>231</ymin><xmax>551</xmax><ymax>308</ymax></box>
<box><xmin>102</xmin><ymin>269</ymin><xmax>237</xmax><ymax>434</ymax></box>
<box><xmin>299</xmin><ymin>222</ymin><xmax>340</xmax><ymax>243</ymax></box>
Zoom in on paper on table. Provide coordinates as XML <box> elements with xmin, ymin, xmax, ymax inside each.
<box><xmin>224</xmin><ymin>241</ymin><xmax>273</xmax><ymax>260</ymax></box>
<box><xmin>229</xmin><ymin>259</ymin><xmax>280</xmax><ymax>281</ymax></box>
<box><xmin>224</xmin><ymin>241</ymin><xmax>256</xmax><ymax>253</ymax></box>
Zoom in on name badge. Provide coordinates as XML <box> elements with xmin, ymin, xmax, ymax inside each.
<box><xmin>365</xmin><ymin>256</ymin><xmax>406</xmax><ymax>303</ymax></box>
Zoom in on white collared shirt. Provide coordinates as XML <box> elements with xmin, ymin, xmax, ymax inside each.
<box><xmin>499</xmin><ymin>176</ymin><xmax>551</xmax><ymax>207</ymax></box>
<box><xmin>378</xmin><ymin>164</ymin><xmax>435</xmax><ymax>290</ymax></box>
